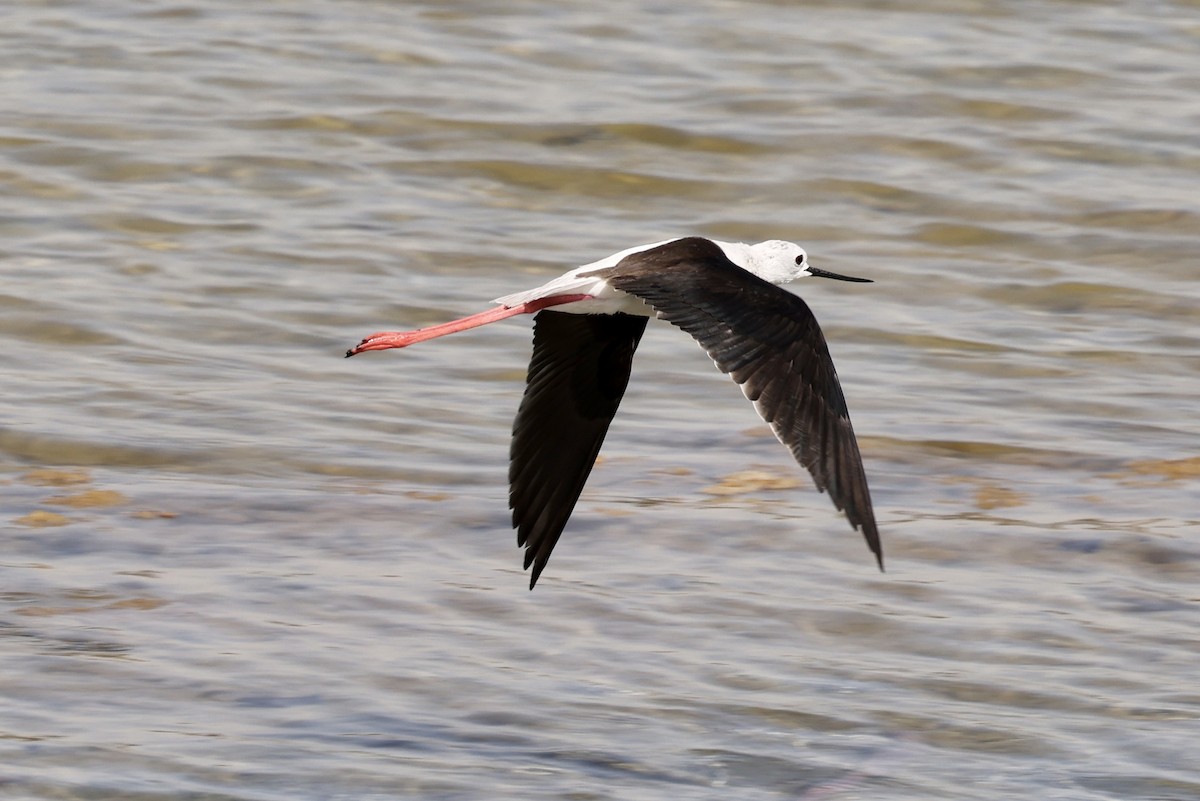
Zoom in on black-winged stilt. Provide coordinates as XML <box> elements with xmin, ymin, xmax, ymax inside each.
<box><xmin>348</xmin><ymin>236</ymin><xmax>881</xmax><ymax>588</ymax></box>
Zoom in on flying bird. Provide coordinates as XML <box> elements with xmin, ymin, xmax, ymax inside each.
<box><xmin>347</xmin><ymin>236</ymin><xmax>882</xmax><ymax>588</ymax></box>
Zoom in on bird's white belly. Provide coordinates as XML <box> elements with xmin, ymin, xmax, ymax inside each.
<box><xmin>493</xmin><ymin>274</ymin><xmax>653</xmax><ymax>317</ymax></box>
<box><xmin>552</xmin><ymin>282</ymin><xmax>653</xmax><ymax>316</ymax></box>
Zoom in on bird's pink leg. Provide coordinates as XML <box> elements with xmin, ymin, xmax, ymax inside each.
<box><xmin>346</xmin><ymin>293</ymin><xmax>593</xmax><ymax>356</ymax></box>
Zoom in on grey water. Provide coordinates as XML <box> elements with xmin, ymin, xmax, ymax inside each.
<box><xmin>2</xmin><ymin>1</ymin><xmax>1198</xmax><ymax>798</ymax></box>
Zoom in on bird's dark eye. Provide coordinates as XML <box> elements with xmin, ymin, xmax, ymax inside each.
<box><xmin>795</xmin><ymin>255</ymin><xmax>805</xmax><ymax>265</ymax></box>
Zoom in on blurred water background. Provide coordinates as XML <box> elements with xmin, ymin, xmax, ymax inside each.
<box><xmin>2</xmin><ymin>1</ymin><xmax>1198</xmax><ymax>799</ymax></box>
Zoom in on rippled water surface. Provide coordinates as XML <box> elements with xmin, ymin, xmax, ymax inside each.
<box><xmin>3</xmin><ymin>1</ymin><xmax>1199</xmax><ymax>799</ymax></box>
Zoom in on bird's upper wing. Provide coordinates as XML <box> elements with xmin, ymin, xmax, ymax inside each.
<box><xmin>590</xmin><ymin>237</ymin><xmax>882</xmax><ymax>568</ymax></box>
<box><xmin>509</xmin><ymin>310</ymin><xmax>649</xmax><ymax>589</ymax></box>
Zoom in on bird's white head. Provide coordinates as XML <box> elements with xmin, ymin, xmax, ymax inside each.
<box><xmin>745</xmin><ymin>240</ymin><xmax>811</xmax><ymax>284</ymax></box>
<box><xmin>741</xmin><ymin>239</ymin><xmax>874</xmax><ymax>286</ymax></box>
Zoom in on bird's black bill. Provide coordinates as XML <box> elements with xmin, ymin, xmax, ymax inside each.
<box><xmin>809</xmin><ymin>266</ymin><xmax>872</xmax><ymax>283</ymax></box>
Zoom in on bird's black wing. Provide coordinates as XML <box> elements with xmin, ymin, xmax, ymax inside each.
<box><xmin>510</xmin><ymin>310</ymin><xmax>648</xmax><ymax>589</ymax></box>
<box><xmin>591</xmin><ymin>237</ymin><xmax>882</xmax><ymax>568</ymax></box>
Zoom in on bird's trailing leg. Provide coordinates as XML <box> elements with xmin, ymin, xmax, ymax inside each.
<box><xmin>346</xmin><ymin>294</ymin><xmax>593</xmax><ymax>356</ymax></box>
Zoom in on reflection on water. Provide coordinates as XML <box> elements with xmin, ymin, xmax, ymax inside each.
<box><xmin>3</xmin><ymin>1</ymin><xmax>1198</xmax><ymax>799</ymax></box>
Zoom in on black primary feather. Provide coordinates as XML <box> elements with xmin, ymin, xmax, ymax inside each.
<box><xmin>590</xmin><ymin>237</ymin><xmax>882</xmax><ymax>569</ymax></box>
<box><xmin>509</xmin><ymin>311</ymin><xmax>648</xmax><ymax>588</ymax></box>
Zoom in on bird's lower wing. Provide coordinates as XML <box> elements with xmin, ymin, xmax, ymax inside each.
<box><xmin>509</xmin><ymin>310</ymin><xmax>648</xmax><ymax>589</ymax></box>
<box><xmin>593</xmin><ymin>240</ymin><xmax>882</xmax><ymax>567</ymax></box>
